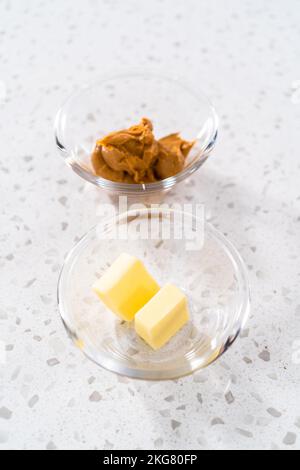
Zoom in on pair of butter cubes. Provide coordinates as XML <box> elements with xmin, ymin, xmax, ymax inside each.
<box><xmin>93</xmin><ymin>253</ymin><xmax>189</xmax><ymax>350</ymax></box>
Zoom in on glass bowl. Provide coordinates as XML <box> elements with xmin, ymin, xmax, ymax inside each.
<box><xmin>58</xmin><ymin>208</ymin><xmax>250</xmax><ymax>380</ymax></box>
<box><xmin>54</xmin><ymin>71</ymin><xmax>218</xmax><ymax>196</ymax></box>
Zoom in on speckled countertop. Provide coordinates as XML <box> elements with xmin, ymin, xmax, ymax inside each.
<box><xmin>1</xmin><ymin>0</ymin><xmax>300</xmax><ymax>451</ymax></box>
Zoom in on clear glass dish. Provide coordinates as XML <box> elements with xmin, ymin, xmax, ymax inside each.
<box><xmin>58</xmin><ymin>208</ymin><xmax>250</xmax><ymax>380</ymax></box>
<box><xmin>54</xmin><ymin>71</ymin><xmax>218</xmax><ymax>196</ymax></box>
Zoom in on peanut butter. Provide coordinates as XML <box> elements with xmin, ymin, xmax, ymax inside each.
<box><xmin>91</xmin><ymin>118</ymin><xmax>194</xmax><ymax>184</ymax></box>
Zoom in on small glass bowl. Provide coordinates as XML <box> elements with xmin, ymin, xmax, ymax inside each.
<box><xmin>58</xmin><ymin>208</ymin><xmax>250</xmax><ymax>380</ymax></box>
<box><xmin>54</xmin><ymin>71</ymin><xmax>218</xmax><ymax>196</ymax></box>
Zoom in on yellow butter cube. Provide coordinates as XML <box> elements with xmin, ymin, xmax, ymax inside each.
<box><xmin>93</xmin><ymin>253</ymin><xmax>160</xmax><ymax>321</ymax></box>
<box><xmin>135</xmin><ymin>284</ymin><xmax>190</xmax><ymax>350</ymax></box>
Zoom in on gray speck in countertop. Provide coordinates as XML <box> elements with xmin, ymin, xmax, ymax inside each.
<box><xmin>267</xmin><ymin>408</ymin><xmax>282</xmax><ymax>418</ymax></box>
<box><xmin>89</xmin><ymin>391</ymin><xmax>102</xmax><ymax>402</ymax></box>
<box><xmin>11</xmin><ymin>366</ymin><xmax>21</xmax><ymax>381</ymax></box>
<box><xmin>46</xmin><ymin>358</ymin><xmax>60</xmax><ymax>367</ymax></box>
<box><xmin>33</xmin><ymin>336</ymin><xmax>42</xmax><ymax>342</ymax></box>
<box><xmin>176</xmin><ymin>405</ymin><xmax>186</xmax><ymax>411</ymax></box>
<box><xmin>28</xmin><ymin>395</ymin><xmax>39</xmax><ymax>408</ymax></box>
<box><xmin>51</xmin><ymin>263</ymin><xmax>60</xmax><ymax>273</ymax></box>
<box><xmin>0</xmin><ymin>407</ymin><xmax>12</xmax><ymax>420</ymax></box>
<box><xmin>58</xmin><ymin>196</ymin><xmax>67</xmax><ymax>207</ymax></box>
<box><xmin>103</xmin><ymin>439</ymin><xmax>114</xmax><ymax>450</ymax></box>
<box><xmin>159</xmin><ymin>409</ymin><xmax>170</xmax><ymax>418</ymax></box>
<box><xmin>46</xmin><ymin>441</ymin><xmax>57</xmax><ymax>450</ymax></box>
<box><xmin>164</xmin><ymin>395</ymin><xmax>174</xmax><ymax>402</ymax></box>
<box><xmin>154</xmin><ymin>437</ymin><xmax>163</xmax><ymax>447</ymax></box>
<box><xmin>24</xmin><ymin>278</ymin><xmax>36</xmax><ymax>288</ymax></box>
<box><xmin>235</xmin><ymin>428</ymin><xmax>253</xmax><ymax>439</ymax></box>
<box><xmin>251</xmin><ymin>392</ymin><xmax>264</xmax><ymax>403</ymax></box>
<box><xmin>40</xmin><ymin>295</ymin><xmax>52</xmax><ymax>305</ymax></box>
<box><xmin>211</xmin><ymin>418</ymin><xmax>225</xmax><ymax>426</ymax></box>
<box><xmin>294</xmin><ymin>417</ymin><xmax>300</xmax><ymax>429</ymax></box>
<box><xmin>243</xmin><ymin>357</ymin><xmax>252</xmax><ymax>364</ymax></box>
<box><xmin>258</xmin><ymin>350</ymin><xmax>270</xmax><ymax>362</ymax></box>
<box><xmin>240</xmin><ymin>329</ymin><xmax>250</xmax><ymax>338</ymax></box>
<box><xmin>197</xmin><ymin>393</ymin><xmax>203</xmax><ymax>404</ymax></box>
<box><xmin>283</xmin><ymin>432</ymin><xmax>297</xmax><ymax>446</ymax></box>
<box><xmin>87</xmin><ymin>113</ymin><xmax>96</xmax><ymax>122</ymax></box>
<box><xmin>67</xmin><ymin>398</ymin><xmax>75</xmax><ymax>408</ymax></box>
<box><xmin>225</xmin><ymin>391</ymin><xmax>235</xmax><ymax>404</ymax></box>
<box><xmin>171</xmin><ymin>420</ymin><xmax>181</xmax><ymax>430</ymax></box>
<box><xmin>256</xmin><ymin>270</ymin><xmax>265</xmax><ymax>279</ymax></box>
<box><xmin>230</xmin><ymin>374</ymin><xmax>238</xmax><ymax>385</ymax></box>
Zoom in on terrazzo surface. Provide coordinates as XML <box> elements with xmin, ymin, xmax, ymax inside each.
<box><xmin>0</xmin><ymin>0</ymin><xmax>300</xmax><ymax>450</ymax></box>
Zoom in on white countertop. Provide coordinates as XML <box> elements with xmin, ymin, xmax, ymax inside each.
<box><xmin>1</xmin><ymin>0</ymin><xmax>300</xmax><ymax>450</ymax></box>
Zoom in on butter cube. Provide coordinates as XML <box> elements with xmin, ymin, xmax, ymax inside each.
<box><xmin>135</xmin><ymin>284</ymin><xmax>190</xmax><ymax>350</ymax></box>
<box><xmin>93</xmin><ymin>253</ymin><xmax>160</xmax><ymax>321</ymax></box>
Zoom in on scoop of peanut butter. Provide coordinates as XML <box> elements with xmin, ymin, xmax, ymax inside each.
<box><xmin>91</xmin><ymin>118</ymin><xmax>194</xmax><ymax>184</ymax></box>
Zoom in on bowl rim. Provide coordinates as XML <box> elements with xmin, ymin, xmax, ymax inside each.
<box><xmin>57</xmin><ymin>208</ymin><xmax>251</xmax><ymax>380</ymax></box>
<box><xmin>54</xmin><ymin>70</ymin><xmax>219</xmax><ymax>193</ymax></box>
